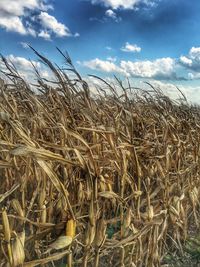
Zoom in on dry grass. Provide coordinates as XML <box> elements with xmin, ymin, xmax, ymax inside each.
<box><xmin>0</xmin><ymin>48</ymin><xmax>200</xmax><ymax>267</ymax></box>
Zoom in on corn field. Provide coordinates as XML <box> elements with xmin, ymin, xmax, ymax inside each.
<box><xmin>0</xmin><ymin>48</ymin><xmax>200</xmax><ymax>267</ymax></box>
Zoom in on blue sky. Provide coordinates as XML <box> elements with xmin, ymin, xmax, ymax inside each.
<box><xmin>0</xmin><ymin>0</ymin><xmax>200</xmax><ymax>102</ymax></box>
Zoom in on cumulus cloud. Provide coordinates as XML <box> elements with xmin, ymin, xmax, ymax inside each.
<box><xmin>91</xmin><ymin>0</ymin><xmax>157</xmax><ymax>10</ymax></box>
<box><xmin>38</xmin><ymin>30</ymin><xmax>51</xmax><ymax>40</ymax></box>
<box><xmin>180</xmin><ymin>56</ymin><xmax>192</xmax><ymax>67</ymax></box>
<box><xmin>0</xmin><ymin>0</ymin><xmax>49</xmax><ymax>17</ymax></box>
<box><xmin>149</xmin><ymin>80</ymin><xmax>200</xmax><ymax>104</ymax></box>
<box><xmin>105</xmin><ymin>9</ymin><xmax>121</xmax><ymax>22</ymax></box>
<box><xmin>0</xmin><ymin>16</ymin><xmax>27</xmax><ymax>35</ymax></box>
<box><xmin>180</xmin><ymin>85</ymin><xmax>200</xmax><ymax>104</ymax></box>
<box><xmin>105</xmin><ymin>9</ymin><xmax>116</xmax><ymax>18</ymax></box>
<box><xmin>83</xmin><ymin>58</ymin><xmax>126</xmax><ymax>74</ymax></box>
<box><xmin>188</xmin><ymin>72</ymin><xmax>200</xmax><ymax>80</ymax></box>
<box><xmin>121</xmin><ymin>42</ymin><xmax>141</xmax><ymax>53</ymax></box>
<box><xmin>38</xmin><ymin>12</ymin><xmax>71</xmax><ymax>37</ymax></box>
<box><xmin>0</xmin><ymin>0</ymin><xmax>49</xmax><ymax>35</ymax></box>
<box><xmin>106</xmin><ymin>56</ymin><xmax>117</xmax><ymax>62</ymax></box>
<box><xmin>90</xmin><ymin>9</ymin><xmax>121</xmax><ymax>23</ymax></box>
<box><xmin>0</xmin><ymin>54</ymin><xmax>52</xmax><ymax>83</ymax></box>
<box><xmin>120</xmin><ymin>58</ymin><xmax>175</xmax><ymax>79</ymax></box>
<box><xmin>85</xmin><ymin>75</ymin><xmax>200</xmax><ymax>104</ymax></box>
<box><xmin>0</xmin><ymin>1</ymin><xmax>76</xmax><ymax>40</ymax></box>
<box><xmin>0</xmin><ymin>54</ymin><xmax>39</xmax><ymax>81</ymax></box>
<box><xmin>6</xmin><ymin>54</ymin><xmax>40</xmax><ymax>69</ymax></box>
<box><xmin>81</xmin><ymin>57</ymin><xmax>177</xmax><ymax>80</ymax></box>
<box><xmin>179</xmin><ymin>47</ymin><xmax>200</xmax><ymax>72</ymax></box>
<box><xmin>26</xmin><ymin>23</ymin><xmax>37</xmax><ymax>37</ymax></box>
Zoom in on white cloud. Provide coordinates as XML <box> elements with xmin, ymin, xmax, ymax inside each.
<box><xmin>79</xmin><ymin>58</ymin><xmax>123</xmax><ymax>75</ymax></box>
<box><xmin>107</xmin><ymin>56</ymin><xmax>117</xmax><ymax>62</ymax></box>
<box><xmin>40</xmin><ymin>70</ymin><xmax>51</xmax><ymax>79</ymax></box>
<box><xmin>90</xmin><ymin>8</ymin><xmax>121</xmax><ymax>23</ymax></box>
<box><xmin>27</xmin><ymin>27</ymin><xmax>37</xmax><ymax>37</ymax></box>
<box><xmin>142</xmin><ymin>80</ymin><xmax>181</xmax><ymax>100</ymax></box>
<box><xmin>121</xmin><ymin>42</ymin><xmax>141</xmax><ymax>53</ymax></box>
<box><xmin>83</xmin><ymin>58</ymin><xmax>125</xmax><ymax>74</ymax></box>
<box><xmin>82</xmin><ymin>57</ymin><xmax>176</xmax><ymax>79</ymax></box>
<box><xmin>179</xmin><ymin>47</ymin><xmax>200</xmax><ymax>72</ymax></box>
<box><xmin>6</xmin><ymin>54</ymin><xmax>40</xmax><ymax>70</ymax></box>
<box><xmin>38</xmin><ymin>12</ymin><xmax>71</xmax><ymax>37</ymax></box>
<box><xmin>149</xmin><ymin>80</ymin><xmax>200</xmax><ymax>104</ymax></box>
<box><xmin>85</xmin><ymin>76</ymin><xmax>119</xmax><ymax>94</ymax></box>
<box><xmin>105</xmin><ymin>9</ymin><xmax>116</xmax><ymax>18</ymax></box>
<box><xmin>85</xmin><ymin>76</ymin><xmax>200</xmax><ymax>104</ymax></box>
<box><xmin>0</xmin><ymin>0</ymin><xmax>47</xmax><ymax>17</ymax></box>
<box><xmin>120</xmin><ymin>57</ymin><xmax>175</xmax><ymax>79</ymax></box>
<box><xmin>189</xmin><ymin>47</ymin><xmax>200</xmax><ymax>58</ymax></box>
<box><xmin>0</xmin><ymin>54</ymin><xmax>40</xmax><ymax>81</ymax></box>
<box><xmin>91</xmin><ymin>0</ymin><xmax>157</xmax><ymax>10</ymax></box>
<box><xmin>188</xmin><ymin>72</ymin><xmax>200</xmax><ymax>80</ymax></box>
<box><xmin>181</xmin><ymin>85</ymin><xmax>200</xmax><ymax>104</ymax></box>
<box><xmin>0</xmin><ymin>0</ymin><xmax>50</xmax><ymax>35</ymax></box>
<box><xmin>0</xmin><ymin>1</ymin><xmax>74</xmax><ymax>40</ymax></box>
<box><xmin>0</xmin><ymin>16</ymin><xmax>27</xmax><ymax>34</ymax></box>
<box><xmin>38</xmin><ymin>30</ymin><xmax>51</xmax><ymax>40</ymax></box>
<box><xmin>180</xmin><ymin>56</ymin><xmax>192</xmax><ymax>67</ymax></box>
<box><xmin>0</xmin><ymin>54</ymin><xmax>53</xmax><ymax>83</ymax></box>
<box><xmin>105</xmin><ymin>9</ymin><xmax>121</xmax><ymax>22</ymax></box>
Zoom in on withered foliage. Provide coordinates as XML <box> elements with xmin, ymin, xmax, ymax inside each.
<box><xmin>0</xmin><ymin>49</ymin><xmax>200</xmax><ymax>267</ymax></box>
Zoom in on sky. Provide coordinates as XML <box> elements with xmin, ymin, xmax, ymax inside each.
<box><xmin>0</xmin><ymin>0</ymin><xmax>200</xmax><ymax>102</ymax></box>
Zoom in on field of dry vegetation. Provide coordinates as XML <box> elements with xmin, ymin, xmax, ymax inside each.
<box><xmin>0</xmin><ymin>49</ymin><xmax>200</xmax><ymax>267</ymax></box>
